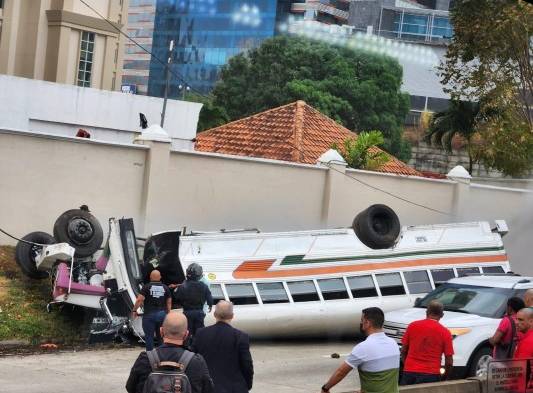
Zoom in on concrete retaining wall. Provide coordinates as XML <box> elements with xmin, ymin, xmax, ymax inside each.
<box><xmin>1</xmin><ymin>128</ymin><xmax>532</xmax><ymax>274</ymax></box>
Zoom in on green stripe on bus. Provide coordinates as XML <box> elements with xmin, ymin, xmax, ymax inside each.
<box><xmin>280</xmin><ymin>246</ymin><xmax>505</xmax><ymax>265</ymax></box>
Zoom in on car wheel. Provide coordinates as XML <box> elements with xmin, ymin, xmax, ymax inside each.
<box><xmin>15</xmin><ymin>231</ymin><xmax>56</xmax><ymax>279</ymax></box>
<box><xmin>469</xmin><ymin>346</ymin><xmax>492</xmax><ymax>378</ymax></box>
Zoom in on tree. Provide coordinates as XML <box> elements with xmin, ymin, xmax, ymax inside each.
<box><xmin>331</xmin><ymin>131</ymin><xmax>390</xmax><ymax>170</ymax></box>
<box><xmin>210</xmin><ymin>36</ymin><xmax>411</xmax><ymax>160</ymax></box>
<box><xmin>425</xmin><ymin>100</ymin><xmax>481</xmax><ymax>174</ymax></box>
<box><xmin>440</xmin><ymin>0</ymin><xmax>533</xmax><ymax>175</ymax></box>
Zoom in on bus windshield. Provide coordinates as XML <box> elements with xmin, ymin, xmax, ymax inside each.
<box><xmin>417</xmin><ymin>283</ymin><xmax>511</xmax><ymax>319</ymax></box>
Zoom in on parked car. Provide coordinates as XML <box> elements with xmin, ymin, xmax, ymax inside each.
<box><xmin>384</xmin><ymin>274</ymin><xmax>532</xmax><ymax>378</ymax></box>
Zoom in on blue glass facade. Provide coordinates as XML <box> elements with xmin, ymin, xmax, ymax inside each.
<box><xmin>148</xmin><ymin>0</ymin><xmax>278</xmax><ymax>97</ymax></box>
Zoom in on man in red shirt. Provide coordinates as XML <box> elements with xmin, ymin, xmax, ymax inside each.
<box><xmin>514</xmin><ymin>308</ymin><xmax>533</xmax><ymax>359</ymax></box>
<box><xmin>400</xmin><ymin>300</ymin><xmax>454</xmax><ymax>385</ymax></box>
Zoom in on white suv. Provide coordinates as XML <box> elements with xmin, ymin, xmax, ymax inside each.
<box><xmin>384</xmin><ymin>274</ymin><xmax>533</xmax><ymax>378</ymax></box>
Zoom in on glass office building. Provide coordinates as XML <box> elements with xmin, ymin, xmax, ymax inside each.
<box><xmin>148</xmin><ymin>0</ymin><xmax>278</xmax><ymax>97</ymax></box>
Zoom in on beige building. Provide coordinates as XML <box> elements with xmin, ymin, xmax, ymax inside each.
<box><xmin>0</xmin><ymin>0</ymin><xmax>128</xmax><ymax>90</ymax></box>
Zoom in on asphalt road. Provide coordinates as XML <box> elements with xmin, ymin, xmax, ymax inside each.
<box><xmin>0</xmin><ymin>340</ymin><xmax>360</xmax><ymax>393</ymax></box>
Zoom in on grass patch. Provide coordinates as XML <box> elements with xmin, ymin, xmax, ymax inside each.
<box><xmin>0</xmin><ymin>246</ymin><xmax>90</xmax><ymax>345</ymax></box>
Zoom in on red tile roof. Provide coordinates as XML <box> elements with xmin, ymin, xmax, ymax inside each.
<box><xmin>195</xmin><ymin>101</ymin><xmax>421</xmax><ymax>176</ymax></box>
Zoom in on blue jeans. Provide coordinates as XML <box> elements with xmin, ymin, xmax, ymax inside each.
<box><xmin>142</xmin><ymin>310</ymin><xmax>166</xmax><ymax>351</ymax></box>
<box><xmin>400</xmin><ymin>371</ymin><xmax>440</xmax><ymax>385</ymax></box>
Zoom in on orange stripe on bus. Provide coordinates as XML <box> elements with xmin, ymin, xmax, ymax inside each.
<box><xmin>232</xmin><ymin>254</ymin><xmax>508</xmax><ymax>279</ymax></box>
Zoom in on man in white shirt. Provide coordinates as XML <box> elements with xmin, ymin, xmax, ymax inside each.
<box><xmin>320</xmin><ymin>307</ymin><xmax>400</xmax><ymax>393</ymax></box>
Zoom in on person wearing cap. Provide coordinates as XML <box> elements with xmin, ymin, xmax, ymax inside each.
<box><xmin>174</xmin><ymin>263</ymin><xmax>214</xmax><ymax>336</ymax></box>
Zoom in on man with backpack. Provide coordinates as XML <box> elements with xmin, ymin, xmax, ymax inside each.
<box><xmin>490</xmin><ymin>297</ymin><xmax>525</xmax><ymax>359</ymax></box>
<box><xmin>126</xmin><ymin>311</ymin><xmax>214</xmax><ymax>393</ymax></box>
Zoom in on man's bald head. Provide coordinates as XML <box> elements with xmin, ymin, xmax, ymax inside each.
<box><xmin>150</xmin><ymin>270</ymin><xmax>161</xmax><ymax>282</ymax></box>
<box><xmin>426</xmin><ymin>300</ymin><xmax>444</xmax><ymax>319</ymax></box>
<box><xmin>161</xmin><ymin>311</ymin><xmax>188</xmax><ymax>341</ymax></box>
<box><xmin>524</xmin><ymin>289</ymin><xmax>533</xmax><ymax>307</ymax></box>
<box><xmin>517</xmin><ymin>308</ymin><xmax>533</xmax><ymax>333</ymax></box>
<box><xmin>214</xmin><ymin>301</ymin><xmax>234</xmax><ymax>322</ymax></box>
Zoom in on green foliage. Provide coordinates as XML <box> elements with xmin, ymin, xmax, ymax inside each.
<box><xmin>0</xmin><ymin>247</ymin><xmax>85</xmax><ymax>344</ymax></box>
<box><xmin>440</xmin><ymin>0</ymin><xmax>533</xmax><ymax>175</ymax></box>
<box><xmin>331</xmin><ymin>131</ymin><xmax>390</xmax><ymax>170</ymax></box>
<box><xmin>211</xmin><ymin>36</ymin><xmax>411</xmax><ymax>160</ymax></box>
<box><xmin>425</xmin><ymin>100</ymin><xmax>481</xmax><ymax>173</ymax></box>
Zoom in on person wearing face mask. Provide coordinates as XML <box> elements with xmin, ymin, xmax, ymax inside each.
<box><xmin>320</xmin><ymin>307</ymin><xmax>400</xmax><ymax>393</ymax></box>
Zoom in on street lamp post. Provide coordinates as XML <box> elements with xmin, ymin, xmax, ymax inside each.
<box><xmin>178</xmin><ymin>84</ymin><xmax>191</xmax><ymax>100</ymax></box>
<box><xmin>160</xmin><ymin>39</ymin><xmax>174</xmax><ymax>128</ymax></box>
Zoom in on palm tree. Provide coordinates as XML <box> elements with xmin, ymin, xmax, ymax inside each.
<box><xmin>332</xmin><ymin>131</ymin><xmax>390</xmax><ymax>170</ymax></box>
<box><xmin>425</xmin><ymin>100</ymin><xmax>480</xmax><ymax>174</ymax></box>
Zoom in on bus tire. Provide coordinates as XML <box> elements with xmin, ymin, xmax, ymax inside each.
<box><xmin>15</xmin><ymin>231</ymin><xmax>55</xmax><ymax>279</ymax></box>
<box><xmin>53</xmin><ymin>208</ymin><xmax>103</xmax><ymax>257</ymax></box>
<box><xmin>352</xmin><ymin>204</ymin><xmax>400</xmax><ymax>249</ymax></box>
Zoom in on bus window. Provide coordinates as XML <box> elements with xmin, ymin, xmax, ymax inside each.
<box><xmin>347</xmin><ymin>275</ymin><xmax>378</xmax><ymax>298</ymax></box>
<box><xmin>317</xmin><ymin>278</ymin><xmax>349</xmax><ymax>300</ymax></box>
<box><xmin>287</xmin><ymin>281</ymin><xmax>320</xmax><ymax>302</ymax></box>
<box><xmin>256</xmin><ymin>282</ymin><xmax>289</xmax><ymax>304</ymax></box>
<box><xmin>210</xmin><ymin>284</ymin><xmax>225</xmax><ymax>304</ymax></box>
<box><xmin>376</xmin><ymin>273</ymin><xmax>406</xmax><ymax>296</ymax></box>
<box><xmin>482</xmin><ymin>266</ymin><xmax>505</xmax><ymax>274</ymax></box>
<box><xmin>225</xmin><ymin>283</ymin><xmax>258</xmax><ymax>305</ymax></box>
<box><xmin>431</xmin><ymin>269</ymin><xmax>455</xmax><ymax>287</ymax></box>
<box><xmin>403</xmin><ymin>270</ymin><xmax>432</xmax><ymax>294</ymax></box>
<box><xmin>457</xmin><ymin>267</ymin><xmax>480</xmax><ymax>277</ymax></box>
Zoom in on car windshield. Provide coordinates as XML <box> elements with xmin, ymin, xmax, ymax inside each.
<box><xmin>417</xmin><ymin>283</ymin><xmax>512</xmax><ymax>318</ymax></box>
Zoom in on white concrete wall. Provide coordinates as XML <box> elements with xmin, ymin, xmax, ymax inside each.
<box><xmin>0</xmin><ymin>129</ymin><xmax>531</xmax><ymax>274</ymax></box>
<box><xmin>0</xmin><ymin>75</ymin><xmax>202</xmax><ymax>149</ymax></box>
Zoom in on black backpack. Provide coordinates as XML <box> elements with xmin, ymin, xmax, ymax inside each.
<box><xmin>143</xmin><ymin>348</ymin><xmax>194</xmax><ymax>393</ymax></box>
<box><xmin>494</xmin><ymin>316</ymin><xmax>518</xmax><ymax>360</ymax></box>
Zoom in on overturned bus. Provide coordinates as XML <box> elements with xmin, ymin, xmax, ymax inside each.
<box><xmin>14</xmin><ymin>204</ymin><xmax>510</xmax><ymax>340</ymax></box>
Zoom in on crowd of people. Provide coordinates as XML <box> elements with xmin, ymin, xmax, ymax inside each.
<box><xmin>126</xmin><ymin>265</ymin><xmax>252</xmax><ymax>393</ymax></box>
<box><xmin>125</xmin><ymin>265</ymin><xmax>533</xmax><ymax>393</ymax></box>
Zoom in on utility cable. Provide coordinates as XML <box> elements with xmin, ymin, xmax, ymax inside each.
<box><xmin>0</xmin><ymin>227</ymin><xmax>50</xmax><ymax>246</ymax></box>
<box><xmin>285</xmin><ymin>140</ymin><xmax>453</xmax><ymax>216</ymax></box>
<box><xmin>78</xmin><ymin>0</ymin><xmax>209</xmax><ymax>99</ymax></box>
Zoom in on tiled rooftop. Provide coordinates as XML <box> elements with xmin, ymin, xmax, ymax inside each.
<box><xmin>195</xmin><ymin>101</ymin><xmax>421</xmax><ymax>177</ymax></box>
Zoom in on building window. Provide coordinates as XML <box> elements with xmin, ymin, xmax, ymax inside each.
<box><xmin>317</xmin><ymin>278</ymin><xmax>349</xmax><ymax>300</ymax></box>
<box><xmin>77</xmin><ymin>31</ymin><xmax>95</xmax><ymax>87</ymax></box>
<box><xmin>376</xmin><ymin>273</ymin><xmax>406</xmax><ymax>296</ymax></box>
<box><xmin>403</xmin><ymin>270</ymin><xmax>432</xmax><ymax>294</ymax></box>
<box><xmin>256</xmin><ymin>282</ymin><xmax>289</xmax><ymax>304</ymax></box>
<box><xmin>287</xmin><ymin>281</ymin><xmax>320</xmax><ymax>302</ymax></box>
<box><xmin>225</xmin><ymin>283</ymin><xmax>258</xmax><ymax>306</ymax></box>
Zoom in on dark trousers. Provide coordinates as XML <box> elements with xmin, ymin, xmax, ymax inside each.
<box><xmin>142</xmin><ymin>310</ymin><xmax>166</xmax><ymax>351</ymax></box>
<box><xmin>400</xmin><ymin>371</ymin><xmax>440</xmax><ymax>385</ymax></box>
<box><xmin>183</xmin><ymin>309</ymin><xmax>205</xmax><ymax>336</ymax></box>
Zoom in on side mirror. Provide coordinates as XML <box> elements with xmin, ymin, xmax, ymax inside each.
<box><xmin>414</xmin><ymin>297</ymin><xmax>422</xmax><ymax>307</ymax></box>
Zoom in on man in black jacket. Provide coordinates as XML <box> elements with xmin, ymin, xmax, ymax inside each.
<box><xmin>126</xmin><ymin>311</ymin><xmax>214</xmax><ymax>393</ymax></box>
<box><xmin>174</xmin><ymin>263</ymin><xmax>213</xmax><ymax>336</ymax></box>
<box><xmin>191</xmin><ymin>301</ymin><xmax>254</xmax><ymax>393</ymax></box>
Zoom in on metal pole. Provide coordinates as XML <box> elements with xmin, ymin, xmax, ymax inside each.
<box><xmin>160</xmin><ymin>39</ymin><xmax>174</xmax><ymax>128</ymax></box>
